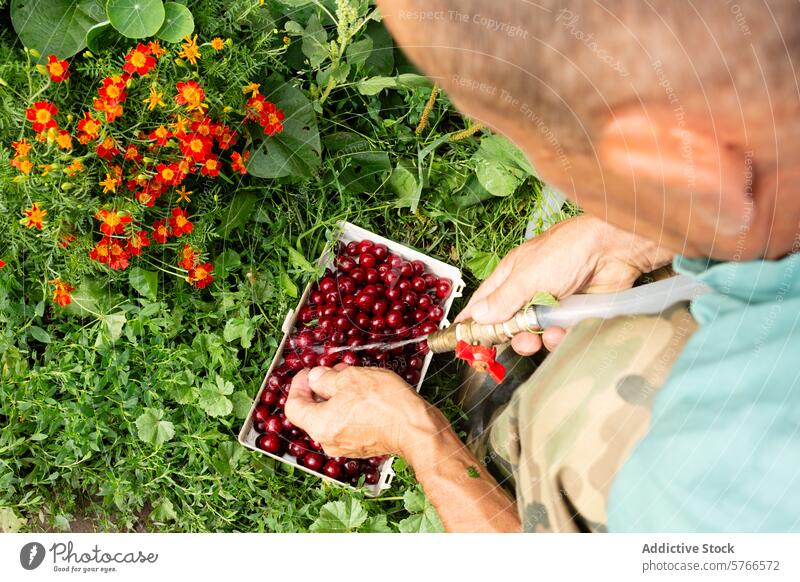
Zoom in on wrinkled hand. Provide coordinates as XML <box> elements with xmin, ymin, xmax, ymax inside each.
<box><xmin>285</xmin><ymin>365</ymin><xmax>436</xmax><ymax>458</ymax></box>
<box><xmin>457</xmin><ymin>215</ymin><xmax>673</xmax><ymax>355</ymax></box>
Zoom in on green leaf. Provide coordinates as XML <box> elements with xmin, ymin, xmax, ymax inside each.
<box><xmin>0</xmin><ymin>507</ymin><xmax>26</xmax><ymax>533</ymax></box>
<box><xmin>528</xmin><ymin>291</ymin><xmax>560</xmax><ymax>307</ymax></box>
<box><xmin>361</xmin><ymin>515</ymin><xmax>393</xmax><ymax>533</ymax></box>
<box><xmin>300</xmin><ymin>13</ymin><xmax>328</xmax><ymax>67</ymax></box>
<box><xmin>232</xmin><ymin>391</ymin><xmax>253</xmax><ymax>419</ymax></box>
<box><xmin>135</xmin><ymin>408</ymin><xmax>175</xmax><ymax>446</ymax></box>
<box><xmin>473</xmin><ymin>135</ymin><xmax>535</xmax><ymax>197</ymax></box>
<box><xmin>53</xmin><ymin>514</ymin><xmax>71</xmax><ymax>531</ymax></box>
<box><xmin>464</xmin><ymin>249</ymin><xmax>500</xmax><ymax>281</ymax></box>
<box><xmin>389</xmin><ymin>159</ymin><xmax>420</xmax><ymax>210</ymax></box>
<box><xmin>398</xmin><ymin>487</ymin><xmax>444</xmax><ymax>533</ymax></box>
<box><xmin>85</xmin><ymin>21</ymin><xmax>125</xmax><ymax>54</ymax></box>
<box><xmin>356</xmin><ymin>76</ymin><xmax>397</xmax><ymax>96</ymax></box>
<box><xmin>62</xmin><ymin>278</ymin><xmax>119</xmax><ymax>317</ymax></box>
<box><xmin>150</xmin><ymin>498</ymin><xmax>177</xmax><ymax>522</ymax></box>
<box><xmin>363</xmin><ymin>20</ymin><xmax>394</xmax><ymax>76</ymax></box>
<box><xmin>220</xmin><ymin>192</ymin><xmax>257</xmax><ymax>236</ymax></box>
<box><xmin>215</xmin><ymin>250</ymin><xmax>241</xmax><ymax>279</ymax></box>
<box><xmin>278</xmin><ymin>269</ymin><xmax>298</xmax><ymax>299</ymax></box>
<box><xmin>103</xmin><ymin>311</ymin><xmax>126</xmax><ymax>342</ymax></box>
<box><xmin>11</xmin><ymin>0</ymin><xmax>106</xmax><ymax>60</ymax></box>
<box><xmin>309</xmin><ymin>499</ymin><xmax>369</xmax><ymax>532</ymax></box>
<box><xmin>198</xmin><ymin>375</ymin><xmax>234</xmax><ymax>417</ymax></box>
<box><xmin>156</xmin><ymin>2</ymin><xmax>193</xmax><ymax>43</ymax></box>
<box><xmin>345</xmin><ymin>36</ymin><xmax>373</xmax><ymax>67</ymax></box>
<box><xmin>107</xmin><ymin>0</ymin><xmax>165</xmax><ymax>39</ymax></box>
<box><xmin>248</xmin><ymin>84</ymin><xmax>321</xmax><ymax>179</ymax></box>
<box><xmin>29</xmin><ymin>325</ymin><xmax>51</xmax><ymax>344</ymax></box>
<box><xmin>223</xmin><ymin>317</ymin><xmax>255</xmax><ymax>349</ymax></box>
<box><xmin>129</xmin><ymin>267</ymin><xmax>158</xmax><ymax>300</ymax></box>
<box><xmin>288</xmin><ymin>248</ymin><xmax>315</xmax><ymax>274</ymax></box>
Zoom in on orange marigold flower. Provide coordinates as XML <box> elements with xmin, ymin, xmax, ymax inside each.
<box><xmin>242</xmin><ymin>82</ymin><xmax>260</xmax><ymax>98</ymax></box>
<box><xmin>38</xmin><ymin>163</ymin><xmax>55</xmax><ymax>176</ymax></box>
<box><xmin>99</xmin><ymin>173</ymin><xmax>119</xmax><ymax>193</ymax></box>
<box><xmin>178</xmin><ymin>35</ymin><xmax>201</xmax><ymax>65</ymax></box>
<box><xmin>155</xmin><ymin>162</ymin><xmax>180</xmax><ymax>185</ymax></box>
<box><xmin>179</xmin><ymin>244</ymin><xmax>197</xmax><ymax>269</ymax></box>
<box><xmin>143</xmin><ymin>85</ymin><xmax>166</xmax><ymax>110</ymax></box>
<box><xmin>174</xmin><ymin>80</ymin><xmax>207</xmax><ymax>112</ymax></box>
<box><xmin>124</xmin><ymin>144</ymin><xmax>141</xmax><ymax>161</ymax></box>
<box><xmin>188</xmin><ymin>262</ymin><xmax>214</xmax><ymax>289</ymax></box>
<box><xmin>22</xmin><ymin>202</ymin><xmax>47</xmax><ymax>229</ymax></box>
<box><xmin>149</xmin><ymin>124</ymin><xmax>172</xmax><ymax>146</ymax></box>
<box><xmin>244</xmin><ymin>94</ymin><xmax>266</xmax><ymax>120</ymax></box>
<box><xmin>231</xmin><ymin>150</ymin><xmax>249</xmax><ymax>174</ymax></box>
<box><xmin>26</xmin><ymin>101</ymin><xmax>58</xmax><ymax>133</ymax></box>
<box><xmin>77</xmin><ymin>112</ymin><xmax>101</xmax><ymax>140</ymax></box>
<box><xmin>64</xmin><ymin>159</ymin><xmax>84</xmax><ymax>176</ymax></box>
<box><xmin>148</xmin><ymin>39</ymin><xmax>167</xmax><ymax>59</ymax></box>
<box><xmin>216</xmin><ymin>126</ymin><xmax>238</xmax><ymax>150</ymax></box>
<box><xmin>171</xmin><ymin>114</ymin><xmax>190</xmax><ymax>137</ymax></box>
<box><xmin>152</xmin><ymin>219</ymin><xmax>170</xmax><ymax>243</ymax></box>
<box><xmin>94</xmin><ymin>98</ymin><xmax>124</xmax><ymax>123</ymax></box>
<box><xmin>179</xmin><ymin>133</ymin><xmax>212</xmax><ymax>161</ymax></box>
<box><xmin>127</xmin><ymin>230</ymin><xmax>151</xmax><ymax>256</ymax></box>
<box><xmin>11</xmin><ymin>155</ymin><xmax>33</xmax><ymax>174</ymax></box>
<box><xmin>55</xmin><ymin>129</ymin><xmax>73</xmax><ymax>150</ymax></box>
<box><xmin>108</xmin><ymin>240</ymin><xmax>130</xmax><ymax>270</ymax></box>
<box><xmin>95</xmin><ymin>209</ymin><xmax>131</xmax><ymax>235</ymax></box>
<box><xmin>46</xmin><ymin>55</ymin><xmax>70</xmax><ymax>83</ymax></box>
<box><xmin>176</xmin><ymin>186</ymin><xmax>192</xmax><ymax>203</ymax></box>
<box><xmin>200</xmin><ymin>155</ymin><xmax>221</xmax><ymax>177</ymax></box>
<box><xmin>11</xmin><ymin>138</ymin><xmax>33</xmax><ymax>157</ymax></box>
<box><xmin>261</xmin><ymin>102</ymin><xmax>285</xmax><ymax>136</ymax></box>
<box><xmin>169</xmin><ymin>207</ymin><xmax>193</xmax><ymax>237</ymax></box>
<box><xmin>89</xmin><ymin>236</ymin><xmax>111</xmax><ymax>264</ymax></box>
<box><xmin>59</xmin><ymin>232</ymin><xmax>76</xmax><ymax>248</ymax></box>
<box><xmin>123</xmin><ymin>43</ymin><xmax>156</xmax><ymax>76</ymax></box>
<box><xmin>96</xmin><ymin>136</ymin><xmax>120</xmax><ymax>160</ymax></box>
<box><xmin>50</xmin><ymin>278</ymin><xmax>75</xmax><ymax>307</ymax></box>
<box><xmin>98</xmin><ymin>75</ymin><xmax>127</xmax><ymax>104</ymax></box>
<box><xmin>210</xmin><ymin>37</ymin><xmax>225</xmax><ymax>51</ymax></box>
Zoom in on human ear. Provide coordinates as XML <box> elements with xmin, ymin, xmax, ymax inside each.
<box><xmin>597</xmin><ymin>104</ymin><xmax>751</xmax><ymax>235</ymax></box>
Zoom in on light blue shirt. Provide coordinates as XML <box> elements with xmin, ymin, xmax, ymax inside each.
<box><xmin>609</xmin><ymin>254</ymin><xmax>800</xmax><ymax>532</ymax></box>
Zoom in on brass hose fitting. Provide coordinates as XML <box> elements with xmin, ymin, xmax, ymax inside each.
<box><xmin>427</xmin><ymin>307</ymin><xmax>541</xmax><ymax>353</ymax></box>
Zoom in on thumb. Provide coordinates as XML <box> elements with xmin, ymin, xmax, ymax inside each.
<box><xmin>285</xmin><ymin>369</ymin><xmax>321</xmax><ymax>431</ymax></box>
<box><xmin>471</xmin><ymin>276</ymin><xmax>530</xmax><ymax>324</ymax></box>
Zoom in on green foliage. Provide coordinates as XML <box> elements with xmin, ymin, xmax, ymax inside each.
<box><xmin>11</xmin><ymin>0</ymin><xmax>106</xmax><ymax>60</ymax></box>
<box><xmin>107</xmin><ymin>0</ymin><xmax>166</xmax><ymax>39</ymax></box>
<box><xmin>157</xmin><ymin>2</ymin><xmax>195</xmax><ymax>43</ymax></box>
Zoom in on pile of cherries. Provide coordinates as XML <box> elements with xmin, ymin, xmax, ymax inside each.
<box><xmin>251</xmin><ymin>238</ymin><xmax>453</xmax><ymax>486</ymax></box>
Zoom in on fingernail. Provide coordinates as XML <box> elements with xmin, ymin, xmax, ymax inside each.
<box><xmin>308</xmin><ymin>366</ymin><xmax>329</xmax><ymax>383</ymax></box>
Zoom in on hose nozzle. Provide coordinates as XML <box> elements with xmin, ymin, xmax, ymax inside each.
<box><xmin>426</xmin><ymin>307</ymin><xmax>540</xmax><ymax>354</ymax></box>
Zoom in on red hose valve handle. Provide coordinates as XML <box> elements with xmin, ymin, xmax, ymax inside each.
<box><xmin>455</xmin><ymin>340</ymin><xmax>506</xmax><ymax>383</ymax></box>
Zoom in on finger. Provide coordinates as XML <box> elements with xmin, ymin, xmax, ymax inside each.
<box><xmin>510</xmin><ymin>332</ymin><xmax>543</xmax><ymax>356</ymax></box>
<box><xmin>455</xmin><ymin>252</ymin><xmax>516</xmax><ymax>322</ymax></box>
<box><xmin>332</xmin><ymin>363</ymin><xmax>349</xmax><ymax>372</ymax></box>
<box><xmin>542</xmin><ymin>327</ymin><xmax>567</xmax><ymax>351</ymax></box>
<box><xmin>285</xmin><ymin>370</ymin><xmax>320</xmax><ymax>431</ymax></box>
<box><xmin>307</xmin><ymin>366</ymin><xmax>343</xmax><ymax>400</ymax></box>
<box><xmin>470</xmin><ymin>274</ymin><xmax>530</xmax><ymax>324</ymax></box>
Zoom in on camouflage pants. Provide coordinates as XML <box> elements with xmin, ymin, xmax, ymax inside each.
<box><xmin>477</xmin><ymin>303</ymin><xmax>697</xmax><ymax>532</ymax></box>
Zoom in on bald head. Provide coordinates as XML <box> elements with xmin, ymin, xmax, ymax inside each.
<box><xmin>379</xmin><ymin>0</ymin><xmax>800</xmax><ymax>260</ymax></box>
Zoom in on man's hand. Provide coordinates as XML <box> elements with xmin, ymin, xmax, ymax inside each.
<box><xmin>285</xmin><ymin>365</ymin><xmax>436</xmax><ymax>458</ymax></box>
<box><xmin>458</xmin><ymin>215</ymin><xmax>673</xmax><ymax>355</ymax></box>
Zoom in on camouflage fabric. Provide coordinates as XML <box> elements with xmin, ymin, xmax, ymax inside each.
<box><xmin>476</xmin><ymin>302</ymin><xmax>697</xmax><ymax>532</ymax></box>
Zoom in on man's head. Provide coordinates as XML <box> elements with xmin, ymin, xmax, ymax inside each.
<box><xmin>378</xmin><ymin>0</ymin><xmax>800</xmax><ymax>260</ymax></box>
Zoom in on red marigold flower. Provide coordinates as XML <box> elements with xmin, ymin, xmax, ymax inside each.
<box><xmin>94</xmin><ymin>98</ymin><xmax>124</xmax><ymax>123</ymax></box>
<box><xmin>0</xmin><ymin>259</ymin><xmax>5</xmax><ymax>269</ymax></box>
<box><xmin>26</xmin><ymin>101</ymin><xmax>58</xmax><ymax>133</ymax></box>
<box><xmin>152</xmin><ymin>219</ymin><xmax>170</xmax><ymax>243</ymax></box>
<box><xmin>123</xmin><ymin>43</ymin><xmax>156</xmax><ymax>76</ymax></box>
<box><xmin>50</xmin><ymin>278</ymin><xmax>75</xmax><ymax>307</ymax></box>
<box><xmin>200</xmin><ymin>155</ymin><xmax>220</xmax><ymax>177</ymax></box>
<box><xmin>59</xmin><ymin>232</ymin><xmax>77</xmax><ymax>248</ymax></box>
<box><xmin>174</xmin><ymin>80</ymin><xmax>206</xmax><ymax>112</ymax></box>
<box><xmin>77</xmin><ymin>111</ymin><xmax>101</xmax><ymax>141</ymax></box>
<box><xmin>98</xmin><ymin>75</ymin><xmax>127</xmax><ymax>104</ymax></box>
<box><xmin>155</xmin><ymin>162</ymin><xmax>181</xmax><ymax>185</ymax></box>
<box><xmin>108</xmin><ymin>240</ymin><xmax>130</xmax><ymax>270</ymax></box>
<box><xmin>89</xmin><ymin>237</ymin><xmax>112</xmax><ymax>264</ymax></box>
<box><xmin>127</xmin><ymin>229</ymin><xmax>151</xmax><ymax>256</ymax></box>
<box><xmin>95</xmin><ymin>209</ymin><xmax>132</xmax><ymax>235</ymax></box>
<box><xmin>46</xmin><ymin>55</ymin><xmax>70</xmax><ymax>83</ymax></box>
<box><xmin>231</xmin><ymin>150</ymin><xmax>249</xmax><ymax>174</ymax></box>
<box><xmin>261</xmin><ymin>102</ymin><xmax>285</xmax><ymax>136</ymax></box>
<box><xmin>124</xmin><ymin>144</ymin><xmax>141</xmax><ymax>161</ymax></box>
<box><xmin>179</xmin><ymin>133</ymin><xmax>212</xmax><ymax>161</ymax></box>
<box><xmin>179</xmin><ymin>244</ymin><xmax>197</xmax><ymax>269</ymax></box>
<box><xmin>169</xmin><ymin>207</ymin><xmax>193</xmax><ymax>237</ymax></box>
<box><xmin>22</xmin><ymin>202</ymin><xmax>47</xmax><ymax>230</ymax></box>
<box><xmin>216</xmin><ymin>126</ymin><xmax>237</xmax><ymax>150</ymax></box>
<box><xmin>149</xmin><ymin>124</ymin><xmax>172</xmax><ymax>146</ymax></box>
<box><xmin>96</xmin><ymin>136</ymin><xmax>120</xmax><ymax>160</ymax></box>
<box><xmin>188</xmin><ymin>262</ymin><xmax>214</xmax><ymax>289</ymax></box>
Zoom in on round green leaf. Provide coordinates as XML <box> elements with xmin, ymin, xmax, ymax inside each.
<box><xmin>107</xmin><ymin>0</ymin><xmax>165</xmax><ymax>39</ymax></box>
<box><xmin>11</xmin><ymin>0</ymin><xmax>107</xmax><ymax>60</ymax></box>
<box><xmin>156</xmin><ymin>2</ymin><xmax>194</xmax><ymax>43</ymax></box>
<box><xmin>85</xmin><ymin>20</ymin><xmax>127</xmax><ymax>53</ymax></box>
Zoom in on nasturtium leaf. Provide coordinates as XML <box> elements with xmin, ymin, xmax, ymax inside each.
<box><xmin>29</xmin><ymin>325</ymin><xmax>51</xmax><ymax>344</ymax></box>
<box><xmin>11</xmin><ymin>0</ymin><xmax>106</xmax><ymax>60</ymax></box>
<box><xmin>135</xmin><ymin>408</ymin><xmax>175</xmax><ymax>446</ymax></box>
<box><xmin>156</xmin><ymin>2</ymin><xmax>194</xmax><ymax>43</ymax></box>
<box><xmin>464</xmin><ymin>249</ymin><xmax>501</xmax><ymax>281</ymax></box>
<box><xmin>529</xmin><ymin>291</ymin><xmax>560</xmax><ymax>307</ymax></box>
<box><xmin>389</xmin><ymin>159</ymin><xmax>420</xmax><ymax>210</ymax></box>
<box><xmin>215</xmin><ymin>250</ymin><xmax>241</xmax><ymax>279</ymax></box>
<box><xmin>247</xmin><ymin>84</ymin><xmax>321</xmax><ymax>179</ymax></box>
<box><xmin>301</xmin><ymin>13</ymin><xmax>328</xmax><ymax>67</ymax></box>
<box><xmin>129</xmin><ymin>267</ymin><xmax>158</xmax><ymax>300</ymax></box>
<box><xmin>198</xmin><ymin>375</ymin><xmax>234</xmax><ymax>417</ymax></box>
<box><xmin>150</xmin><ymin>498</ymin><xmax>177</xmax><ymax>522</ymax></box>
<box><xmin>309</xmin><ymin>499</ymin><xmax>369</xmax><ymax>532</ymax></box>
<box><xmin>398</xmin><ymin>487</ymin><xmax>444</xmax><ymax>533</ymax></box>
<box><xmin>107</xmin><ymin>0</ymin><xmax>165</xmax><ymax>39</ymax></box>
<box><xmin>85</xmin><ymin>21</ymin><xmax>126</xmax><ymax>54</ymax></box>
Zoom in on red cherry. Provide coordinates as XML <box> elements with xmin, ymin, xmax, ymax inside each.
<box><xmin>343</xmin><ymin>459</ymin><xmax>360</xmax><ymax>474</ymax></box>
<box><xmin>411</xmin><ymin>260</ymin><xmax>425</xmax><ymax>276</ymax></box>
<box><xmin>356</xmin><ymin>292</ymin><xmax>376</xmax><ymax>311</ymax></box>
<box><xmin>408</xmin><ymin>355</ymin><xmax>423</xmax><ymax>369</ymax></box>
<box><xmin>284</xmin><ymin>352</ymin><xmax>303</xmax><ymax>370</ymax></box>
<box><xmin>277</xmin><ymin>394</ymin><xmax>287</xmax><ymax>408</ymax></box>
<box><xmin>341</xmin><ymin>350</ymin><xmax>360</xmax><ymax>366</ymax></box>
<box><xmin>398</xmin><ymin>261</ymin><xmax>414</xmax><ymax>278</ymax></box>
<box><xmin>346</xmin><ymin>241</ymin><xmax>359</xmax><ymax>255</ymax></box>
<box><xmin>318</xmin><ymin>353</ymin><xmax>339</xmax><ymax>367</ymax></box>
<box><xmin>289</xmin><ymin>426</ymin><xmax>306</xmax><ymax>439</ymax></box>
<box><xmin>253</xmin><ymin>420</ymin><xmax>268</xmax><ymax>433</ymax></box>
<box><xmin>310</xmin><ymin>290</ymin><xmax>325</xmax><ymax>305</ymax></box>
<box><xmin>313</xmin><ymin>328</ymin><xmax>327</xmax><ymax>342</ymax></box>
<box><xmin>354</xmin><ymin>312</ymin><xmax>371</xmax><ymax>329</ymax></box>
<box><xmin>264</xmin><ymin>414</ymin><xmax>283</xmax><ymax>433</ymax></box>
<box><xmin>372</xmin><ymin>298</ymin><xmax>389</xmax><ymax>315</ymax></box>
<box><xmin>417</xmin><ymin>294</ymin><xmax>433</xmax><ymax>310</ymax></box>
<box><xmin>386</xmin><ymin>286</ymin><xmax>401</xmax><ymax>301</ymax></box>
<box><xmin>390</xmin><ymin>301</ymin><xmax>405</xmax><ymax>313</ymax></box>
<box><xmin>370</xmin><ymin>315</ymin><xmax>386</xmax><ymax>330</ymax></box>
<box><xmin>334</xmin><ymin>315</ymin><xmax>351</xmax><ymax>331</ymax></box>
<box><xmin>368</xmin><ymin>455</ymin><xmax>387</xmax><ymax>467</ymax></box>
<box><xmin>288</xmin><ymin>439</ymin><xmax>311</xmax><ymax>458</ymax></box>
<box><xmin>388</xmin><ymin>255</ymin><xmax>403</xmax><ymax>268</ymax></box>
<box><xmin>350</xmin><ymin>267</ymin><xmax>366</xmax><ymax>284</ymax></box>
<box><xmin>300</xmin><ymin>348</ymin><xmax>318</xmax><ymax>367</ymax></box>
<box><xmin>336</xmin><ymin>255</ymin><xmax>356</xmax><ymax>272</ymax></box>
<box><xmin>402</xmin><ymin>291</ymin><xmax>418</xmax><ymax>306</ymax></box>
<box><xmin>321</xmin><ymin>305</ymin><xmax>337</xmax><ymax>317</ymax></box>
<box><xmin>342</xmin><ymin>294</ymin><xmax>356</xmax><ymax>307</ymax></box>
<box><xmin>413</xmin><ymin>308</ymin><xmax>427</xmax><ymax>323</ymax></box>
<box><xmin>419</xmin><ymin>321</ymin><xmax>439</xmax><ymax>335</ymax></box>
<box><xmin>377</xmin><ymin>263</ymin><xmax>391</xmax><ymax>276</ymax></box>
<box><xmin>383</xmin><ymin>269</ymin><xmax>401</xmax><ymax>287</ymax></box>
<box><xmin>256</xmin><ymin>432</ymin><xmax>286</xmax><ymax>455</ymax></box>
<box><xmin>429</xmin><ymin>306</ymin><xmax>445</xmax><ymax>322</ymax></box>
<box><xmin>359</xmin><ymin>252</ymin><xmax>377</xmax><ymax>268</ymax></box>
<box><xmin>298</xmin><ymin>305</ymin><xmax>315</xmax><ymax>324</ymax></box>
<box><xmin>324</xmin><ymin>291</ymin><xmax>339</xmax><ymax>304</ymax></box>
<box><xmin>338</xmin><ymin>276</ymin><xmax>356</xmax><ymax>294</ymax></box>
<box><xmin>253</xmin><ymin>403</ymin><xmax>271</xmax><ymax>423</ymax></box>
<box><xmin>347</xmin><ymin>336</ymin><xmax>365</xmax><ymax>348</ymax></box>
<box><xmin>319</xmin><ymin>277</ymin><xmax>336</xmax><ymax>293</ymax></box>
<box><xmin>435</xmin><ymin>279</ymin><xmax>452</xmax><ymax>299</ymax></box>
<box><xmin>403</xmin><ymin>369</ymin><xmax>421</xmax><ymax>385</ymax></box>
<box><xmin>363</xmin><ymin>468</ymin><xmax>379</xmax><ymax>485</ymax></box>
<box><xmin>411</xmin><ymin>276</ymin><xmax>427</xmax><ymax>293</ymax></box>
<box><xmin>266</xmin><ymin>374</ymin><xmax>283</xmax><ymax>390</ymax></box>
<box><xmin>323</xmin><ymin>460</ymin><xmax>343</xmax><ymax>479</ymax></box>
<box><xmin>282</xmin><ymin>416</ymin><xmax>295</xmax><ymax>431</ymax></box>
<box><xmin>373</xmin><ymin>243</ymin><xmax>389</xmax><ymax>261</ymax></box>
<box><xmin>302</xmin><ymin>452</ymin><xmax>325</xmax><ymax>472</ymax></box>
<box><xmin>356</xmin><ymin>239</ymin><xmax>374</xmax><ymax>254</ymax></box>
<box><xmin>386</xmin><ymin>311</ymin><xmax>404</xmax><ymax>329</ymax></box>
<box><xmin>365</xmin><ymin>268</ymin><xmax>380</xmax><ymax>284</ymax></box>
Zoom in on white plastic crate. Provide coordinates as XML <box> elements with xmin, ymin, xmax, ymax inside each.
<box><xmin>238</xmin><ymin>221</ymin><xmax>465</xmax><ymax>496</ymax></box>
